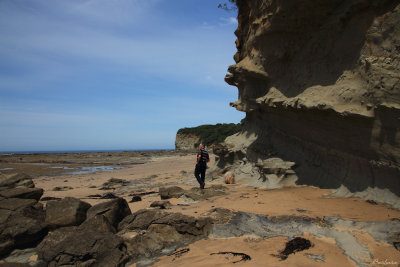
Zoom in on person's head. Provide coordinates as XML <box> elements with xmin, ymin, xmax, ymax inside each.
<box><xmin>199</xmin><ymin>144</ymin><xmax>204</xmax><ymax>150</ymax></box>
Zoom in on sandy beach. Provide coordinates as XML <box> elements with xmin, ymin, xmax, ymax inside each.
<box><xmin>2</xmin><ymin>151</ymin><xmax>398</xmax><ymax>266</ymax></box>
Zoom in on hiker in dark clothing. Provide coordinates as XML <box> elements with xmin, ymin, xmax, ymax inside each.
<box><xmin>194</xmin><ymin>144</ymin><xmax>209</xmax><ymax>189</ymax></box>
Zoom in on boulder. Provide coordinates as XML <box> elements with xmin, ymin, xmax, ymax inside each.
<box><xmin>120</xmin><ymin>210</ymin><xmax>213</xmax><ymax>262</ymax></box>
<box><xmin>45</xmin><ymin>197</ymin><xmax>91</xmax><ymax>228</ymax></box>
<box><xmin>0</xmin><ymin>198</ymin><xmax>37</xmax><ymax>212</ymax></box>
<box><xmin>86</xmin><ymin>197</ymin><xmax>131</xmax><ymax>228</ymax></box>
<box><xmin>159</xmin><ymin>186</ymin><xmax>184</xmax><ymax>199</ymax></box>
<box><xmin>0</xmin><ymin>213</ymin><xmax>48</xmax><ymax>257</ymax></box>
<box><xmin>0</xmin><ymin>173</ymin><xmax>34</xmax><ymax>188</ymax></box>
<box><xmin>36</xmin><ymin>227</ymin><xmax>129</xmax><ymax>267</ymax></box>
<box><xmin>118</xmin><ymin>209</ymin><xmax>165</xmax><ymax>232</ymax></box>
<box><xmin>118</xmin><ymin>209</ymin><xmax>212</xmax><ymax>236</ymax></box>
<box><xmin>0</xmin><ymin>187</ymin><xmax>43</xmax><ymax>201</ymax></box>
<box><xmin>79</xmin><ymin>214</ymin><xmax>116</xmax><ymax>233</ymax></box>
<box><xmin>150</xmin><ymin>200</ymin><xmax>172</xmax><ymax>209</ymax></box>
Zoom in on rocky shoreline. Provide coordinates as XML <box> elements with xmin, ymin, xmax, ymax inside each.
<box><xmin>0</xmin><ymin>154</ymin><xmax>399</xmax><ymax>266</ymax></box>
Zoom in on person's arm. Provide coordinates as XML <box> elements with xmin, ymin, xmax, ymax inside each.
<box><xmin>196</xmin><ymin>152</ymin><xmax>201</xmax><ymax>164</ymax></box>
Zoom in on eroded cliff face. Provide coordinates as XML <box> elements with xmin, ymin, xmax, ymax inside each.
<box><xmin>215</xmin><ymin>0</ymin><xmax>400</xmax><ymax>204</ymax></box>
<box><xmin>175</xmin><ymin>133</ymin><xmax>200</xmax><ymax>151</ymax></box>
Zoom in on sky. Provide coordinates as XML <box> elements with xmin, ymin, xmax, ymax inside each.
<box><xmin>0</xmin><ymin>0</ymin><xmax>243</xmax><ymax>152</ymax></box>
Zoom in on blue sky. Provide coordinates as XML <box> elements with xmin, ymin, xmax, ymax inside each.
<box><xmin>0</xmin><ymin>0</ymin><xmax>242</xmax><ymax>151</ymax></box>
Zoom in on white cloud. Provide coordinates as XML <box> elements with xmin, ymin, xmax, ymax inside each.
<box><xmin>219</xmin><ymin>16</ymin><xmax>238</xmax><ymax>26</ymax></box>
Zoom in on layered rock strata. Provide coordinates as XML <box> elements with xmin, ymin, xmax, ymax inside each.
<box><xmin>175</xmin><ymin>133</ymin><xmax>201</xmax><ymax>151</ymax></box>
<box><xmin>216</xmin><ymin>0</ymin><xmax>400</xmax><ymax>203</ymax></box>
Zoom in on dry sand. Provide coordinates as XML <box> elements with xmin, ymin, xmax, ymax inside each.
<box><xmin>31</xmin><ymin>153</ymin><xmax>400</xmax><ymax>266</ymax></box>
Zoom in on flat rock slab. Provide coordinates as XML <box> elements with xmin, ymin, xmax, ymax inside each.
<box><xmin>0</xmin><ymin>187</ymin><xmax>43</xmax><ymax>201</ymax></box>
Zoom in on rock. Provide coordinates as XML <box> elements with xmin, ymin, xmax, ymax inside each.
<box><xmin>40</xmin><ymin>196</ymin><xmax>61</xmax><ymax>201</ymax></box>
<box><xmin>150</xmin><ymin>200</ymin><xmax>171</xmax><ymax>209</ymax></box>
<box><xmin>127</xmin><ymin>224</ymin><xmax>186</xmax><ymax>260</ymax></box>
<box><xmin>0</xmin><ymin>213</ymin><xmax>48</xmax><ymax>257</ymax></box>
<box><xmin>45</xmin><ymin>197</ymin><xmax>91</xmax><ymax>228</ymax></box>
<box><xmin>119</xmin><ymin>209</ymin><xmax>212</xmax><ymax>262</ymax></box>
<box><xmin>100</xmin><ymin>192</ymin><xmax>117</xmax><ymax>199</ymax></box>
<box><xmin>159</xmin><ymin>186</ymin><xmax>185</xmax><ymax>199</ymax></box>
<box><xmin>79</xmin><ymin>214</ymin><xmax>116</xmax><ymax>233</ymax></box>
<box><xmin>0</xmin><ymin>198</ymin><xmax>37</xmax><ymax>212</ymax></box>
<box><xmin>224</xmin><ymin>171</ymin><xmax>235</xmax><ymax>184</ymax></box>
<box><xmin>0</xmin><ymin>173</ymin><xmax>34</xmax><ymax>188</ymax></box>
<box><xmin>130</xmin><ymin>196</ymin><xmax>142</xmax><ymax>202</ymax></box>
<box><xmin>202</xmin><ymin>208</ymin><xmax>235</xmax><ymax>225</ymax></box>
<box><xmin>175</xmin><ymin>133</ymin><xmax>200</xmax><ymax>151</ymax></box>
<box><xmin>86</xmin><ymin>197</ymin><xmax>131</xmax><ymax>228</ymax></box>
<box><xmin>0</xmin><ymin>187</ymin><xmax>43</xmax><ymax>201</ymax></box>
<box><xmin>52</xmin><ymin>186</ymin><xmax>73</xmax><ymax>191</ymax></box>
<box><xmin>118</xmin><ymin>209</ymin><xmax>212</xmax><ymax>236</ymax></box>
<box><xmin>216</xmin><ymin>0</ymin><xmax>400</xmax><ymax>202</ymax></box>
<box><xmin>36</xmin><ymin>227</ymin><xmax>129</xmax><ymax>267</ymax></box>
<box><xmin>273</xmin><ymin>237</ymin><xmax>312</xmax><ymax>260</ymax></box>
<box><xmin>102</xmin><ymin>178</ymin><xmax>129</xmax><ymax>186</ymax></box>
<box><xmin>118</xmin><ymin>209</ymin><xmax>165</xmax><ymax>232</ymax></box>
<box><xmin>183</xmin><ymin>185</ymin><xmax>227</xmax><ymax>201</ymax></box>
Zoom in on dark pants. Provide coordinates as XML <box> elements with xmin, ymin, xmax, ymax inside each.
<box><xmin>194</xmin><ymin>164</ymin><xmax>206</xmax><ymax>188</ymax></box>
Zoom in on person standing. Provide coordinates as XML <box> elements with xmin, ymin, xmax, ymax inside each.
<box><xmin>194</xmin><ymin>144</ymin><xmax>209</xmax><ymax>189</ymax></box>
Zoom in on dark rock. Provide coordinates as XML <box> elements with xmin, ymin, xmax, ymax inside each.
<box><xmin>121</xmin><ymin>210</ymin><xmax>212</xmax><ymax>262</ymax></box>
<box><xmin>36</xmin><ymin>227</ymin><xmax>129</xmax><ymax>267</ymax></box>
<box><xmin>0</xmin><ymin>263</ymin><xmax>33</xmax><ymax>267</ymax></box>
<box><xmin>150</xmin><ymin>200</ymin><xmax>171</xmax><ymax>209</ymax></box>
<box><xmin>0</xmin><ymin>198</ymin><xmax>37</xmax><ymax>212</ymax></box>
<box><xmin>118</xmin><ymin>209</ymin><xmax>165</xmax><ymax>232</ymax></box>
<box><xmin>159</xmin><ymin>186</ymin><xmax>184</xmax><ymax>199</ymax></box>
<box><xmin>79</xmin><ymin>214</ymin><xmax>116</xmax><ymax>233</ymax></box>
<box><xmin>52</xmin><ymin>186</ymin><xmax>73</xmax><ymax>191</ymax></box>
<box><xmin>128</xmin><ymin>191</ymin><xmax>157</xmax><ymax>197</ymax></box>
<box><xmin>366</xmin><ymin>199</ymin><xmax>378</xmax><ymax>205</ymax></box>
<box><xmin>45</xmin><ymin>197</ymin><xmax>91</xmax><ymax>228</ymax></box>
<box><xmin>0</xmin><ymin>213</ymin><xmax>48</xmax><ymax>257</ymax></box>
<box><xmin>130</xmin><ymin>196</ymin><xmax>142</xmax><ymax>202</ymax></box>
<box><xmin>0</xmin><ymin>173</ymin><xmax>34</xmax><ymax>188</ymax></box>
<box><xmin>118</xmin><ymin>209</ymin><xmax>212</xmax><ymax>236</ymax></box>
<box><xmin>101</xmin><ymin>192</ymin><xmax>117</xmax><ymax>199</ymax></box>
<box><xmin>127</xmin><ymin>224</ymin><xmax>186</xmax><ymax>259</ymax></box>
<box><xmin>86</xmin><ymin>197</ymin><xmax>131</xmax><ymax>228</ymax></box>
<box><xmin>40</xmin><ymin>196</ymin><xmax>61</xmax><ymax>201</ymax></box>
<box><xmin>87</xmin><ymin>194</ymin><xmax>102</xmax><ymax>198</ymax></box>
<box><xmin>210</xmin><ymin>251</ymin><xmax>251</xmax><ymax>263</ymax></box>
<box><xmin>0</xmin><ymin>187</ymin><xmax>43</xmax><ymax>201</ymax></box>
<box><xmin>103</xmin><ymin>178</ymin><xmax>129</xmax><ymax>186</ymax></box>
<box><xmin>169</xmin><ymin>247</ymin><xmax>190</xmax><ymax>260</ymax></box>
<box><xmin>273</xmin><ymin>237</ymin><xmax>312</xmax><ymax>260</ymax></box>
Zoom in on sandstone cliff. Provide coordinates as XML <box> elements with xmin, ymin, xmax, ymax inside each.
<box><xmin>175</xmin><ymin>133</ymin><xmax>201</xmax><ymax>151</ymax></box>
<box><xmin>215</xmin><ymin>0</ymin><xmax>400</xmax><ymax>205</ymax></box>
<box><xmin>175</xmin><ymin>123</ymin><xmax>242</xmax><ymax>151</ymax></box>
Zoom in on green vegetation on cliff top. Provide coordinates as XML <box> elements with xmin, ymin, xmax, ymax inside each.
<box><xmin>177</xmin><ymin>123</ymin><xmax>242</xmax><ymax>147</ymax></box>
